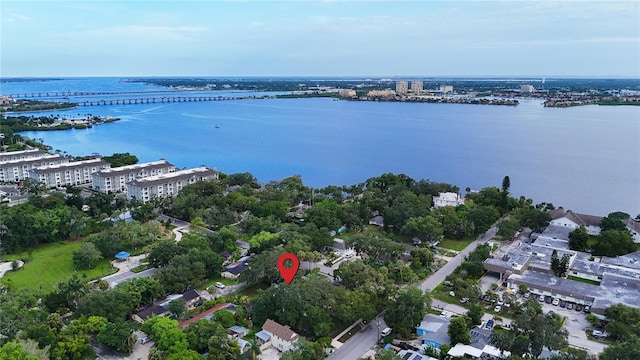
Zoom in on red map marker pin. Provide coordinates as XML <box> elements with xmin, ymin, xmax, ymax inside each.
<box><xmin>277</xmin><ymin>253</ymin><xmax>299</xmax><ymax>285</ymax></box>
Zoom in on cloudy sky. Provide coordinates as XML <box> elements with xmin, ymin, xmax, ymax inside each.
<box><xmin>1</xmin><ymin>1</ymin><xmax>639</xmax><ymax>77</ymax></box>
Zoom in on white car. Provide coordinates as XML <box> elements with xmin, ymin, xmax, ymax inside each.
<box><xmin>494</xmin><ymin>305</ymin><xmax>502</xmax><ymax>312</ymax></box>
<box><xmin>215</xmin><ymin>282</ymin><xmax>226</xmax><ymax>289</ymax></box>
<box><xmin>552</xmin><ymin>298</ymin><xmax>560</xmax><ymax>306</ymax></box>
<box><xmin>381</xmin><ymin>327</ymin><xmax>392</xmax><ymax>336</ymax></box>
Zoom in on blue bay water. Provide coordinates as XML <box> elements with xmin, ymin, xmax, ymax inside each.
<box><xmin>5</xmin><ymin>78</ymin><xmax>639</xmax><ymax>216</ymax></box>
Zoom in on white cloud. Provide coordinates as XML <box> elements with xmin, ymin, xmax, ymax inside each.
<box><xmin>5</xmin><ymin>12</ymin><xmax>32</xmax><ymax>21</ymax></box>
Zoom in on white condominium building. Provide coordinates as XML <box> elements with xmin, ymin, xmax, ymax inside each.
<box><xmin>126</xmin><ymin>166</ymin><xmax>218</xmax><ymax>203</ymax></box>
<box><xmin>0</xmin><ymin>149</ymin><xmax>46</xmax><ymax>162</ymax></box>
<box><xmin>92</xmin><ymin>159</ymin><xmax>176</xmax><ymax>193</ymax></box>
<box><xmin>30</xmin><ymin>158</ymin><xmax>111</xmax><ymax>188</ymax></box>
<box><xmin>0</xmin><ymin>153</ymin><xmax>68</xmax><ymax>182</ymax></box>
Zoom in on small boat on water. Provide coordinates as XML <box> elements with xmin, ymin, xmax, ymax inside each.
<box><xmin>215</xmin><ymin>125</ymin><xmax>220</xmax><ymax>128</ymax></box>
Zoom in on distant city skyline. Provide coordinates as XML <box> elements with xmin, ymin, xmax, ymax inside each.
<box><xmin>1</xmin><ymin>1</ymin><xmax>639</xmax><ymax>78</ymax></box>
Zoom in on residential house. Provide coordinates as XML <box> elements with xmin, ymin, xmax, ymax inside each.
<box><xmin>549</xmin><ymin>209</ymin><xmax>602</xmax><ymax>235</ymax></box>
<box><xmin>623</xmin><ymin>218</ymin><xmax>640</xmax><ymax>243</ymax></box>
<box><xmin>221</xmin><ymin>256</ymin><xmax>249</xmax><ymax>279</ymax></box>
<box><xmin>219</xmin><ymin>250</ymin><xmax>234</xmax><ymax>266</ymax></box>
<box><xmin>178</xmin><ymin>303</ymin><xmax>235</xmax><ymax>329</ymax></box>
<box><xmin>132</xmin><ymin>304</ymin><xmax>170</xmax><ymax>323</ymax></box>
<box><xmin>369</xmin><ymin>215</ymin><xmax>384</xmax><ymax>227</ymax></box>
<box><xmin>397</xmin><ymin>349</ymin><xmax>437</xmax><ymax>360</ymax></box>
<box><xmin>256</xmin><ymin>319</ymin><xmax>300</xmax><ymax>352</ymax></box>
<box><xmin>182</xmin><ymin>289</ymin><xmax>202</xmax><ymax>310</ymax></box>
<box><xmin>432</xmin><ymin>192</ymin><xmax>464</xmax><ymax>208</ymax></box>
<box><xmin>416</xmin><ymin>314</ymin><xmax>451</xmax><ymax>348</ymax></box>
<box><xmin>229</xmin><ymin>325</ymin><xmax>248</xmax><ymax>339</ymax></box>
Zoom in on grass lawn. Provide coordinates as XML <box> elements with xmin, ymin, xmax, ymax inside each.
<box><xmin>1</xmin><ymin>240</ymin><xmax>117</xmax><ymax>292</ymax></box>
<box><xmin>567</xmin><ymin>275</ymin><xmax>601</xmax><ymax>286</ymax></box>
<box><xmin>200</xmin><ymin>276</ymin><xmax>241</xmax><ymax>290</ymax></box>
<box><xmin>439</xmin><ymin>236</ymin><xmax>475</xmax><ymax>251</ymax></box>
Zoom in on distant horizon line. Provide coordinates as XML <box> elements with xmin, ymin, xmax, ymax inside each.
<box><xmin>2</xmin><ymin>75</ymin><xmax>640</xmax><ymax>80</ymax></box>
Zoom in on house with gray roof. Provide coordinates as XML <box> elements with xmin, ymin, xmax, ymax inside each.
<box><xmin>549</xmin><ymin>209</ymin><xmax>602</xmax><ymax>235</ymax></box>
<box><xmin>623</xmin><ymin>218</ymin><xmax>640</xmax><ymax>243</ymax></box>
<box><xmin>416</xmin><ymin>314</ymin><xmax>451</xmax><ymax>348</ymax></box>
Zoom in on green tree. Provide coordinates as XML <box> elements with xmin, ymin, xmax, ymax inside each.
<box><xmin>490</xmin><ymin>299</ymin><xmax>568</xmax><ymax>358</ymax></box>
<box><xmin>599</xmin><ymin>336</ymin><xmax>640</xmax><ymax>360</ymax></box>
<box><xmin>103</xmin><ymin>152</ymin><xmax>138</xmax><ymax>167</ymax></box>
<box><xmin>374</xmin><ymin>348</ymin><xmax>403</xmax><ymax>360</ymax></box>
<box><xmin>466</xmin><ymin>303</ymin><xmax>483</xmax><ymax>327</ymax></box>
<box><xmin>568</xmin><ymin>227</ymin><xmax>589</xmax><ymax>251</ymax></box>
<box><xmin>600</xmin><ymin>211</ymin><xmax>630</xmax><ymax>232</ymax></box>
<box><xmin>280</xmin><ymin>338</ymin><xmax>324</xmax><ymax>360</ymax></box>
<box><xmin>0</xmin><ymin>342</ymin><xmax>38</xmax><ymax>360</ymax></box>
<box><xmin>148</xmin><ymin>240</ymin><xmax>182</xmax><ymax>268</ymax></box>
<box><xmin>72</xmin><ymin>242</ymin><xmax>103</xmax><ymax>269</ymax></box>
<box><xmin>240</xmin><ymin>248</ymin><xmax>286</xmax><ymax>286</ymax></box>
<box><xmin>402</xmin><ymin>215</ymin><xmax>443</xmax><ymax>243</ymax></box>
<box><xmin>169</xmin><ymin>299</ymin><xmax>187</xmax><ymax>318</ymax></box>
<box><xmin>384</xmin><ymin>286</ymin><xmax>431</xmax><ymax>338</ymax></box>
<box><xmin>184</xmin><ymin>320</ymin><xmax>225</xmax><ymax>353</ymax></box>
<box><xmin>497</xmin><ymin>218</ymin><xmax>520</xmax><ymax>238</ymax></box>
<box><xmin>97</xmin><ymin>321</ymin><xmax>137</xmax><ymax>354</ymax></box>
<box><xmin>592</xmin><ymin>230</ymin><xmax>636</xmax><ymax>257</ymax></box>
<box><xmin>207</xmin><ymin>333</ymin><xmax>242</xmax><ymax>360</ymax></box>
<box><xmin>154</xmin><ymin>254</ymin><xmax>206</xmax><ymax>293</ymax></box>
<box><xmin>448</xmin><ymin>316</ymin><xmax>471</xmax><ymax>345</ymax></box>
<box><xmin>212</xmin><ymin>309</ymin><xmax>235</xmax><ymax>328</ymax></box>
<box><xmin>141</xmin><ymin>317</ymin><xmax>189</xmax><ymax>355</ymax></box>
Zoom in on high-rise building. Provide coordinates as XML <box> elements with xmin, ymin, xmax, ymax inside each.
<box><xmin>411</xmin><ymin>81</ymin><xmax>423</xmax><ymax>94</ymax></box>
<box><xmin>395</xmin><ymin>81</ymin><xmax>409</xmax><ymax>94</ymax></box>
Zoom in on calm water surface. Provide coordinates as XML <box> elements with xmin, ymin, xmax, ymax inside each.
<box><xmin>4</xmin><ymin>78</ymin><xmax>639</xmax><ymax>216</ymax></box>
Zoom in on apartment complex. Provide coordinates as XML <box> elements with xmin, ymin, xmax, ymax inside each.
<box><xmin>0</xmin><ymin>149</ymin><xmax>46</xmax><ymax>163</ymax></box>
<box><xmin>126</xmin><ymin>166</ymin><xmax>218</xmax><ymax>203</ymax></box>
<box><xmin>92</xmin><ymin>159</ymin><xmax>176</xmax><ymax>193</ymax></box>
<box><xmin>0</xmin><ymin>153</ymin><xmax>68</xmax><ymax>182</ymax></box>
<box><xmin>29</xmin><ymin>158</ymin><xmax>111</xmax><ymax>187</ymax></box>
<box><xmin>395</xmin><ymin>81</ymin><xmax>409</xmax><ymax>94</ymax></box>
<box><xmin>411</xmin><ymin>80</ymin><xmax>423</xmax><ymax>94</ymax></box>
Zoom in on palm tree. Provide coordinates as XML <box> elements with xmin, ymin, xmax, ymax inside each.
<box><xmin>58</xmin><ymin>274</ymin><xmax>88</xmax><ymax>309</ymax></box>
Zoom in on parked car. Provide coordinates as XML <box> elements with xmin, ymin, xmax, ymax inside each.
<box><xmin>575</xmin><ymin>304</ymin><xmax>583</xmax><ymax>312</ymax></box>
<box><xmin>544</xmin><ymin>296</ymin><xmax>553</xmax><ymax>304</ymax></box>
<box><xmin>552</xmin><ymin>298</ymin><xmax>560</xmax><ymax>306</ymax></box>
<box><xmin>567</xmin><ymin>303</ymin><xmax>574</xmax><ymax>310</ymax></box>
<box><xmin>494</xmin><ymin>305</ymin><xmax>502</xmax><ymax>312</ymax></box>
<box><xmin>141</xmin><ymin>337</ymin><xmax>151</xmax><ymax>345</ymax></box>
<box><xmin>215</xmin><ymin>282</ymin><xmax>226</xmax><ymax>289</ymax></box>
<box><xmin>583</xmin><ymin>306</ymin><xmax>591</xmax><ymax>313</ymax></box>
<box><xmin>523</xmin><ymin>292</ymin><xmax>530</xmax><ymax>298</ymax></box>
<box><xmin>538</xmin><ymin>295</ymin><xmax>545</xmax><ymax>302</ymax></box>
<box><xmin>460</xmin><ymin>297</ymin><xmax>470</xmax><ymax>304</ymax></box>
<box><xmin>381</xmin><ymin>327</ymin><xmax>392</xmax><ymax>337</ymax></box>
<box><xmin>560</xmin><ymin>301</ymin><xmax>567</xmax><ymax>308</ymax></box>
<box><xmin>592</xmin><ymin>330</ymin><xmax>607</xmax><ymax>338</ymax></box>
<box><xmin>485</xmin><ymin>319</ymin><xmax>495</xmax><ymax>329</ymax></box>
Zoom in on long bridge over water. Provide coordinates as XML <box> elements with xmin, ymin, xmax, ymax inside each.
<box><xmin>76</xmin><ymin>95</ymin><xmax>258</xmax><ymax>106</ymax></box>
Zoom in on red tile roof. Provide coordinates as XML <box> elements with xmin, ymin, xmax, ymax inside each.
<box><xmin>178</xmin><ymin>302</ymin><xmax>231</xmax><ymax>329</ymax></box>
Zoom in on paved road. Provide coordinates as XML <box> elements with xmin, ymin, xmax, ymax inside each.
<box><xmin>420</xmin><ymin>225</ymin><xmax>498</xmax><ymax>292</ymax></box>
<box><xmin>104</xmin><ymin>268</ymin><xmax>157</xmax><ymax>287</ymax></box>
<box><xmin>327</xmin><ymin>315</ymin><xmax>387</xmax><ymax>360</ymax></box>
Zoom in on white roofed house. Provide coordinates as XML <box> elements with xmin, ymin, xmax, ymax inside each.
<box><xmin>548</xmin><ymin>209</ymin><xmax>602</xmax><ymax>235</ymax></box>
<box><xmin>432</xmin><ymin>192</ymin><xmax>465</xmax><ymax>208</ymax></box>
<box><xmin>622</xmin><ymin>218</ymin><xmax>640</xmax><ymax>243</ymax></box>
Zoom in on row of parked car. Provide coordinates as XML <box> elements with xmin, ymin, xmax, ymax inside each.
<box><xmin>524</xmin><ymin>293</ymin><xmax>591</xmax><ymax>313</ymax></box>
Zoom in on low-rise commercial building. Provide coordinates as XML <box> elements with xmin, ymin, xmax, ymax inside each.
<box><xmin>29</xmin><ymin>158</ymin><xmax>110</xmax><ymax>187</ymax></box>
<box><xmin>126</xmin><ymin>166</ymin><xmax>218</xmax><ymax>203</ymax></box>
<box><xmin>0</xmin><ymin>153</ymin><xmax>68</xmax><ymax>182</ymax></box>
<box><xmin>92</xmin><ymin>159</ymin><xmax>176</xmax><ymax>193</ymax></box>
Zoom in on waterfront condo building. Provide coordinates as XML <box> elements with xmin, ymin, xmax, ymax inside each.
<box><xmin>0</xmin><ymin>148</ymin><xmax>47</xmax><ymax>163</ymax></box>
<box><xmin>0</xmin><ymin>153</ymin><xmax>68</xmax><ymax>182</ymax></box>
<box><xmin>29</xmin><ymin>157</ymin><xmax>110</xmax><ymax>188</ymax></box>
<box><xmin>92</xmin><ymin>159</ymin><xmax>176</xmax><ymax>194</ymax></box>
<box><xmin>126</xmin><ymin>166</ymin><xmax>218</xmax><ymax>203</ymax></box>
<box><xmin>396</xmin><ymin>81</ymin><xmax>409</xmax><ymax>94</ymax></box>
<box><xmin>411</xmin><ymin>81</ymin><xmax>423</xmax><ymax>94</ymax></box>
<box><xmin>520</xmin><ymin>84</ymin><xmax>535</xmax><ymax>93</ymax></box>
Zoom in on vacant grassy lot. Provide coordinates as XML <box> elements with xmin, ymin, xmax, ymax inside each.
<box><xmin>1</xmin><ymin>240</ymin><xmax>116</xmax><ymax>292</ymax></box>
<box><xmin>439</xmin><ymin>236</ymin><xmax>476</xmax><ymax>251</ymax></box>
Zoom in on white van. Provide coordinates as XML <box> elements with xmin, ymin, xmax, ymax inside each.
<box><xmin>381</xmin><ymin>327</ymin><xmax>392</xmax><ymax>336</ymax></box>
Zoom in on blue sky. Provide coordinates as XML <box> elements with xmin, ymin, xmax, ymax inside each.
<box><xmin>1</xmin><ymin>1</ymin><xmax>639</xmax><ymax>77</ymax></box>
